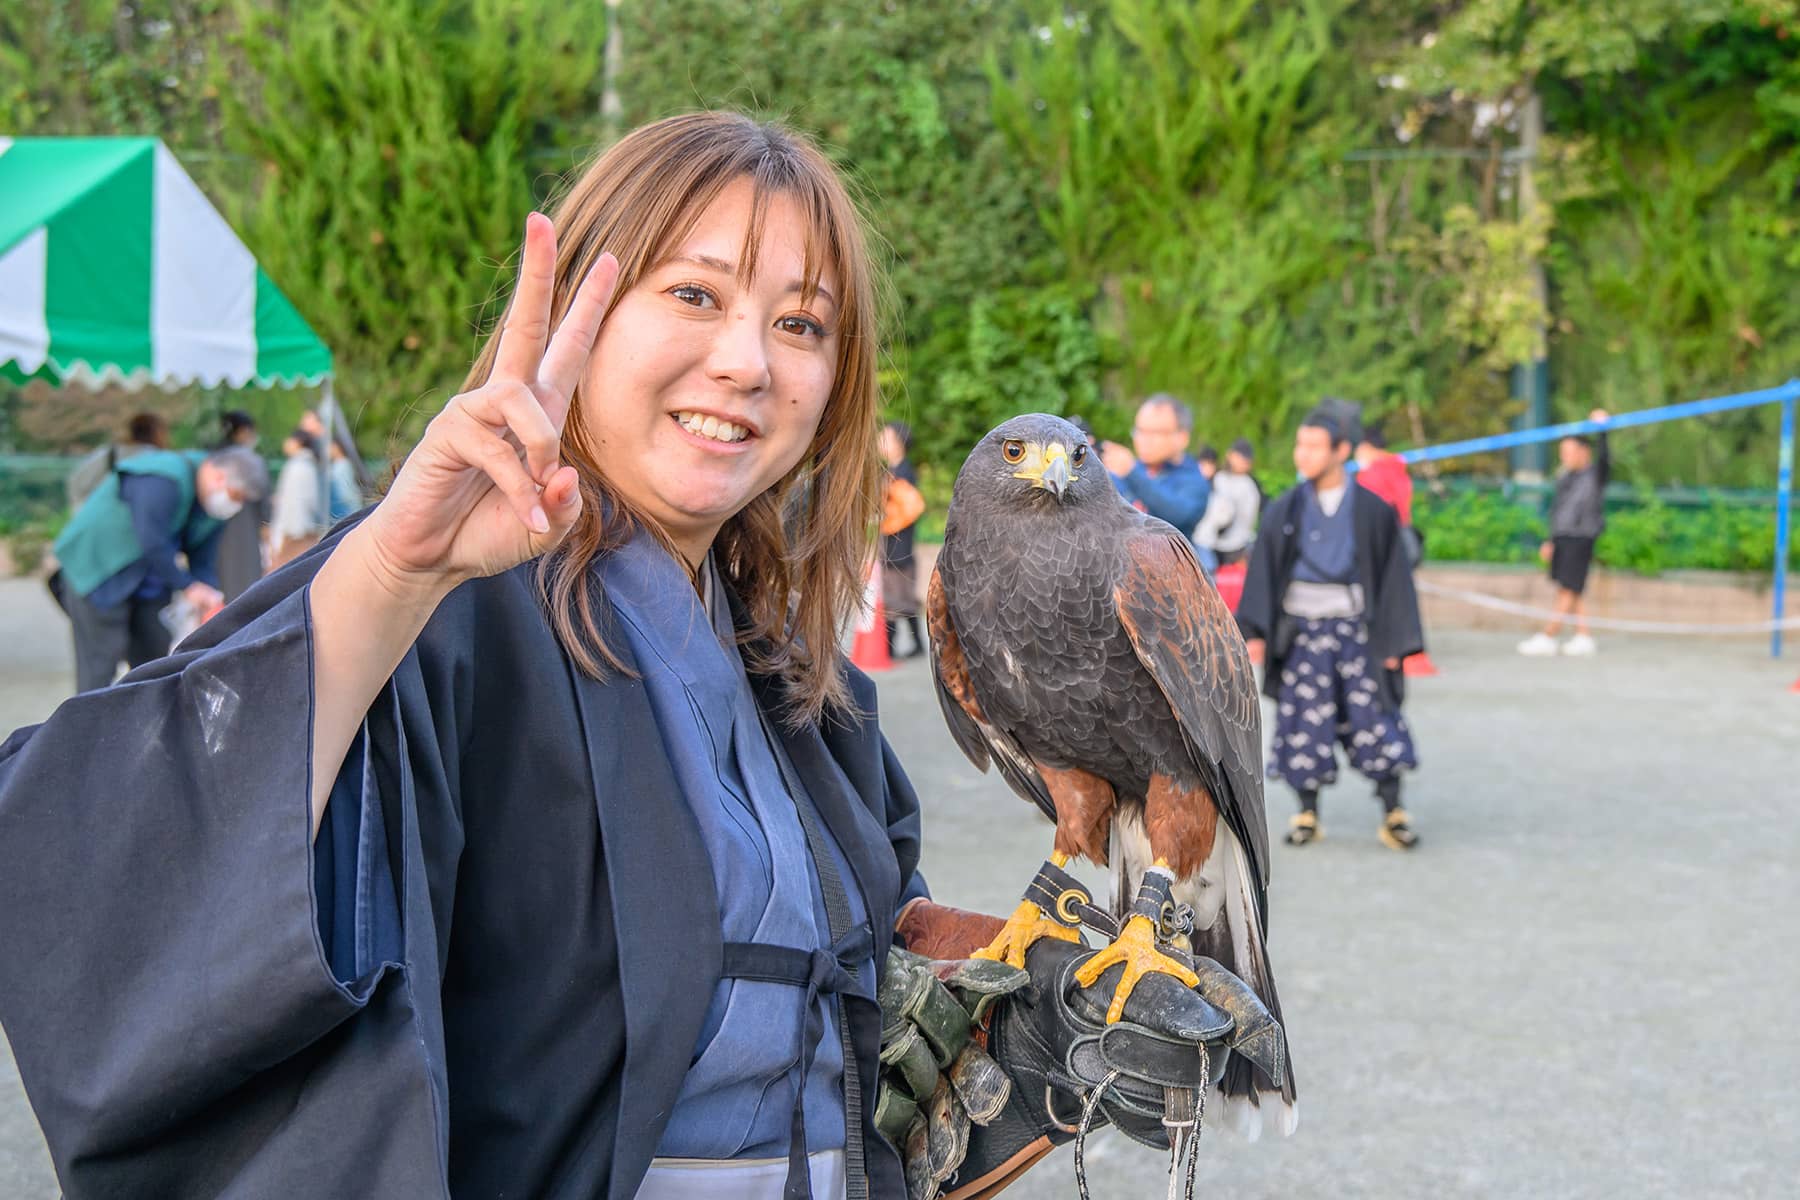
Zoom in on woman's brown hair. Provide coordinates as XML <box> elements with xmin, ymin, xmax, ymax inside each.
<box><xmin>459</xmin><ymin>111</ymin><xmax>882</xmax><ymax>725</ymax></box>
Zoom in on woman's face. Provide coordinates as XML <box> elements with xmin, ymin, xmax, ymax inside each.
<box><xmin>579</xmin><ymin>177</ymin><xmax>840</xmax><ymax>563</ymax></box>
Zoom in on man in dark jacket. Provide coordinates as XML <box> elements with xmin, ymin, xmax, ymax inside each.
<box><xmin>1519</xmin><ymin>409</ymin><xmax>1611</xmax><ymax>658</ymax></box>
<box><xmin>1237</xmin><ymin>407</ymin><xmax>1425</xmax><ymax>851</ymax></box>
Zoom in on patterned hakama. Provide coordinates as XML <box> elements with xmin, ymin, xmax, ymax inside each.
<box><xmin>1267</xmin><ymin>616</ymin><xmax>1419</xmax><ymax>791</ymax></box>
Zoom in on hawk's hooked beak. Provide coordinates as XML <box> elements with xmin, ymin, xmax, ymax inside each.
<box><xmin>1016</xmin><ymin>441</ymin><xmax>1075</xmax><ymax>498</ymax></box>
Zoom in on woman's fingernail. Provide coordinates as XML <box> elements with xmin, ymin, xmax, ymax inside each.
<box><xmin>529</xmin><ymin>505</ymin><xmax>549</xmax><ymax>534</ymax></box>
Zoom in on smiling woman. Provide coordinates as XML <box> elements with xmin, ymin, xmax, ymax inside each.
<box><xmin>454</xmin><ymin>115</ymin><xmax>883</xmax><ymax>723</ymax></box>
<box><xmin>0</xmin><ymin>112</ymin><xmax>1258</xmax><ymax>1200</ymax></box>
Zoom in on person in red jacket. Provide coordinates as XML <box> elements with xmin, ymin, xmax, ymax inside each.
<box><xmin>1354</xmin><ymin>425</ymin><xmax>1413</xmax><ymax>526</ymax></box>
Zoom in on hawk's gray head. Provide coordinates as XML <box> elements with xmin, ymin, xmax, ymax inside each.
<box><xmin>954</xmin><ymin>413</ymin><xmax>1112</xmax><ymax>511</ymax></box>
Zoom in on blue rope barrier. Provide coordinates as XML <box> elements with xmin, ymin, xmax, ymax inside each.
<box><xmin>1395</xmin><ymin>380</ymin><xmax>1800</xmax><ymax>465</ymax></box>
<box><xmin>1393</xmin><ymin>378</ymin><xmax>1799</xmax><ymax>660</ymax></box>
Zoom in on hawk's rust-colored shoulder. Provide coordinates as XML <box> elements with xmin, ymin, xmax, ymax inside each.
<box><xmin>926</xmin><ymin>567</ymin><xmax>985</xmax><ymax>725</ymax></box>
<box><xmin>1112</xmin><ymin>526</ymin><xmax>1268</xmax><ymax>884</ymax></box>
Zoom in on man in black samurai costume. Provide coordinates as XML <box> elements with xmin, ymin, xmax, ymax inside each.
<box><xmin>1237</xmin><ymin>406</ymin><xmax>1426</xmax><ymax>851</ymax></box>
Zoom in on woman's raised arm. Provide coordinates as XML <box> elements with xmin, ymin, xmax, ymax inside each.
<box><xmin>306</xmin><ymin>214</ymin><xmax>616</xmax><ymax>834</ymax></box>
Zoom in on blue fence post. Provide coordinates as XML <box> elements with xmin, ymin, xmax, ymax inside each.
<box><xmin>1775</xmin><ymin>393</ymin><xmax>1795</xmax><ymax>659</ymax></box>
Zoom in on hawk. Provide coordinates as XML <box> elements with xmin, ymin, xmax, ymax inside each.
<box><xmin>928</xmin><ymin>413</ymin><xmax>1296</xmax><ymax>1135</ymax></box>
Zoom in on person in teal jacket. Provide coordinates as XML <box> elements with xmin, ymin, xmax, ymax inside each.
<box><xmin>52</xmin><ymin>447</ymin><xmax>259</xmax><ymax>692</ymax></box>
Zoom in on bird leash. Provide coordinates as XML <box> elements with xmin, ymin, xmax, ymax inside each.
<box><xmin>1070</xmin><ymin>1051</ymin><xmax>1207</xmax><ymax>1200</ymax></box>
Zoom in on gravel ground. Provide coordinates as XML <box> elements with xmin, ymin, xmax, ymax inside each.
<box><xmin>2</xmin><ymin>576</ymin><xmax>1795</xmax><ymax>1198</ymax></box>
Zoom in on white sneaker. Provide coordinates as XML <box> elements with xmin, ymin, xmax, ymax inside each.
<box><xmin>1517</xmin><ymin>632</ymin><xmax>1559</xmax><ymax>656</ymax></box>
<box><xmin>1561</xmin><ymin>634</ymin><xmax>1598</xmax><ymax>656</ymax></box>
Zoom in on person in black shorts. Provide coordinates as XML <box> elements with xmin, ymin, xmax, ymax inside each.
<box><xmin>1519</xmin><ymin>409</ymin><xmax>1610</xmax><ymax>657</ymax></box>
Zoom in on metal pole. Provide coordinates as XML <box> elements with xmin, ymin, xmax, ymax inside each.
<box><xmin>1510</xmin><ymin>90</ymin><xmax>1550</xmax><ymax>481</ymax></box>
<box><xmin>1774</xmin><ymin>392</ymin><xmax>1794</xmax><ymax>658</ymax></box>
<box><xmin>600</xmin><ymin>0</ymin><xmax>623</xmax><ymax>141</ymax></box>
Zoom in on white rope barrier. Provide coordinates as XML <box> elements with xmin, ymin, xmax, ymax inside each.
<box><xmin>1413</xmin><ymin>577</ymin><xmax>1800</xmax><ymax>635</ymax></box>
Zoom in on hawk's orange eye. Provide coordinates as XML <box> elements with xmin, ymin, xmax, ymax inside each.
<box><xmin>1072</xmin><ymin>444</ymin><xmax>1088</xmax><ymax>467</ymax></box>
<box><xmin>1002</xmin><ymin>441</ymin><xmax>1026</xmax><ymax>464</ymax></box>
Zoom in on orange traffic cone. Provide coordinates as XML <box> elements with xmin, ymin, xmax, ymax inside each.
<box><xmin>851</xmin><ymin>560</ymin><xmax>893</xmax><ymax>672</ymax></box>
<box><xmin>1404</xmin><ymin>652</ymin><xmax>1439</xmax><ymax>677</ymax></box>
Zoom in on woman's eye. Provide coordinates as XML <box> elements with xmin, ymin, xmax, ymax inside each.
<box><xmin>1002</xmin><ymin>441</ymin><xmax>1025</xmax><ymax>463</ymax></box>
<box><xmin>777</xmin><ymin>314</ymin><xmax>826</xmax><ymax>338</ymax></box>
<box><xmin>670</xmin><ymin>284</ymin><xmax>717</xmax><ymax>309</ymax></box>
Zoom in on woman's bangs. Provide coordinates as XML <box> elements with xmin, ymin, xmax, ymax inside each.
<box><xmin>738</xmin><ymin>167</ymin><xmax>848</xmax><ymax>318</ymax></box>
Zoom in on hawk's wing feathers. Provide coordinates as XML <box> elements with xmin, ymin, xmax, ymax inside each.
<box><xmin>1112</xmin><ymin>526</ymin><xmax>1270</xmax><ymax>892</ymax></box>
<box><xmin>926</xmin><ymin>565</ymin><xmax>1057</xmax><ymax>823</ymax></box>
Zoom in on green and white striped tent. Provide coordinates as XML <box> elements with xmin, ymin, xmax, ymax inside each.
<box><xmin>0</xmin><ymin>136</ymin><xmax>332</xmax><ymax>390</ymax></box>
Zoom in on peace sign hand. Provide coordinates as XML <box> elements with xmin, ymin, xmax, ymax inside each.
<box><xmin>360</xmin><ymin>213</ymin><xmax>618</xmax><ymax>589</ymax></box>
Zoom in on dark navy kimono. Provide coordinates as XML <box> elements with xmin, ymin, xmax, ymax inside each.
<box><xmin>0</xmin><ymin>521</ymin><xmax>922</xmax><ymax>1198</ymax></box>
<box><xmin>1236</xmin><ymin>481</ymin><xmax>1426</xmax><ymax>713</ymax></box>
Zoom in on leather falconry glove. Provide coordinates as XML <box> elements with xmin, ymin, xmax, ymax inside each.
<box><xmin>876</xmin><ymin>944</ymin><xmax>1028</xmax><ymax>1200</ymax></box>
<box><xmin>889</xmin><ymin>900</ymin><xmax>1287</xmax><ymax>1200</ymax></box>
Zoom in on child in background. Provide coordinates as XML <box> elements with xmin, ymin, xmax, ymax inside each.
<box><xmin>879</xmin><ymin>420</ymin><xmax>927</xmax><ymax>657</ymax></box>
<box><xmin>1520</xmin><ymin>409</ymin><xmax>1611</xmax><ymax>657</ymax></box>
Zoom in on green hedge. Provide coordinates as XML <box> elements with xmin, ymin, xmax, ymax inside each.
<box><xmin>1415</xmin><ymin>485</ymin><xmax>1798</xmax><ymax>574</ymax></box>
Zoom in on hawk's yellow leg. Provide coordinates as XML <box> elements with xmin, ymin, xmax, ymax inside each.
<box><xmin>1071</xmin><ymin>858</ymin><xmax>1201</xmax><ymax>1024</ymax></box>
<box><xmin>971</xmin><ymin>850</ymin><xmax>1083</xmax><ymax>968</ymax></box>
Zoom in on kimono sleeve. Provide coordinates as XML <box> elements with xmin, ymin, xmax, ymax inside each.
<box><xmin>0</xmin><ymin>577</ymin><xmax>461</xmax><ymax>1198</ymax></box>
<box><xmin>1372</xmin><ymin>516</ymin><xmax>1426</xmax><ymax>664</ymax></box>
<box><xmin>1235</xmin><ymin>504</ymin><xmax>1288</xmax><ymax>642</ymax></box>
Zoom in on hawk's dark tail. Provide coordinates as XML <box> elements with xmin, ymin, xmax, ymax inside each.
<box><xmin>1116</xmin><ymin>813</ymin><xmax>1299</xmax><ymax>1139</ymax></box>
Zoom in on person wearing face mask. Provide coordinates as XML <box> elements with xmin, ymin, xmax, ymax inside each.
<box><xmin>0</xmin><ymin>114</ymin><xmax>1266</xmax><ymax>1200</ymax></box>
<box><xmin>48</xmin><ymin>444</ymin><xmax>257</xmax><ymax>692</ymax></box>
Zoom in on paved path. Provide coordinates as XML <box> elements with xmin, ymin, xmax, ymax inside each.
<box><xmin>2</xmin><ymin>577</ymin><xmax>1794</xmax><ymax>1197</ymax></box>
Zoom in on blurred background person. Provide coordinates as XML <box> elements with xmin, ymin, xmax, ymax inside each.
<box><xmin>268</xmin><ymin>427</ymin><xmax>325</xmax><ymax>568</ymax></box>
<box><xmin>1101</xmin><ymin>392</ymin><xmax>1211</xmax><ymax>541</ymax></box>
<box><xmin>1194</xmin><ymin>435</ymin><xmax>1263</xmax><ymax>572</ymax></box>
<box><xmin>216</xmin><ymin>409</ymin><xmax>260</xmax><ymax>451</ymax></box>
<box><xmin>1520</xmin><ymin>409</ymin><xmax>1612</xmax><ymax>657</ymax></box>
<box><xmin>1196</xmin><ymin>442</ymin><xmax>1219</xmax><ymax>483</ymax></box>
<box><xmin>1354</xmin><ymin>423</ymin><xmax>1421</xmax><ymax>567</ymax></box>
<box><xmin>65</xmin><ymin>411</ymin><xmax>169</xmax><ymax>511</ymax></box>
<box><xmin>327</xmin><ymin>437</ymin><xmax>364</xmax><ymax>524</ymax></box>
<box><xmin>1237</xmin><ymin>407</ymin><xmax>1424</xmax><ymax>851</ymax></box>
<box><xmin>1229</xmin><ymin>437</ymin><xmax>1266</xmax><ymax>515</ymax></box>
<box><xmin>878</xmin><ymin>420</ymin><xmax>927</xmax><ymax>658</ymax></box>
<box><xmin>50</xmin><ymin>447</ymin><xmax>257</xmax><ymax>691</ymax></box>
<box><xmin>211</xmin><ymin>411</ymin><xmax>272</xmax><ymax>603</ymax></box>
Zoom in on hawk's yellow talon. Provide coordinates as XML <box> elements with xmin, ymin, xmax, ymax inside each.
<box><xmin>972</xmin><ymin>899</ymin><xmax>1081</xmax><ymax>969</ymax></box>
<box><xmin>1072</xmin><ymin>913</ymin><xmax>1200</xmax><ymax>1024</ymax></box>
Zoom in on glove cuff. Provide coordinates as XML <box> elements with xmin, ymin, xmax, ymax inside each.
<box><xmin>941</xmin><ymin>1132</ymin><xmax>1058</xmax><ymax>1200</ymax></box>
<box><xmin>895</xmin><ymin>898</ymin><xmax>1005</xmax><ymax>961</ymax></box>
